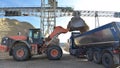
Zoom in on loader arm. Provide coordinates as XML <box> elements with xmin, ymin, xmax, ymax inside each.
<box><xmin>49</xmin><ymin>26</ymin><xmax>68</xmax><ymax>39</ymax></box>
<box><xmin>45</xmin><ymin>26</ymin><xmax>68</xmax><ymax>45</ymax></box>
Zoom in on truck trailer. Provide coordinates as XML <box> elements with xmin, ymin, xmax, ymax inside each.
<box><xmin>69</xmin><ymin>22</ymin><xmax>120</xmax><ymax>68</ymax></box>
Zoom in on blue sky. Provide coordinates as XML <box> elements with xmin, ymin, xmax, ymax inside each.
<box><xmin>0</xmin><ymin>0</ymin><xmax>75</xmax><ymax>28</ymax></box>
<box><xmin>0</xmin><ymin>0</ymin><xmax>41</xmax><ymax>28</ymax></box>
<box><xmin>0</xmin><ymin>0</ymin><xmax>120</xmax><ymax>28</ymax></box>
<box><xmin>1</xmin><ymin>0</ymin><xmax>120</xmax><ymax>28</ymax></box>
<box><xmin>0</xmin><ymin>0</ymin><xmax>120</xmax><ymax>42</ymax></box>
<box><xmin>0</xmin><ymin>0</ymin><xmax>40</xmax><ymax>7</ymax></box>
<box><xmin>0</xmin><ymin>0</ymin><xmax>75</xmax><ymax>42</ymax></box>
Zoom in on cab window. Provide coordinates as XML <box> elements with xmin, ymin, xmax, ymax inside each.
<box><xmin>33</xmin><ymin>31</ymin><xmax>39</xmax><ymax>39</ymax></box>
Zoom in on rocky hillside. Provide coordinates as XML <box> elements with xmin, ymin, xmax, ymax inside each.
<box><xmin>0</xmin><ymin>18</ymin><xmax>35</xmax><ymax>42</ymax></box>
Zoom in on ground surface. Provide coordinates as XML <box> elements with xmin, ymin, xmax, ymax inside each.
<box><xmin>0</xmin><ymin>52</ymin><xmax>105</xmax><ymax>68</ymax></box>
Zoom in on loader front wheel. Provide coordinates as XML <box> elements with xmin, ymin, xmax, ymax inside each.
<box><xmin>47</xmin><ymin>46</ymin><xmax>62</xmax><ymax>60</ymax></box>
<box><xmin>12</xmin><ymin>45</ymin><xmax>30</xmax><ymax>61</ymax></box>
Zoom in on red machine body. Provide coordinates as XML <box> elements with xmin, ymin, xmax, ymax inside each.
<box><xmin>0</xmin><ymin>26</ymin><xmax>68</xmax><ymax>61</ymax></box>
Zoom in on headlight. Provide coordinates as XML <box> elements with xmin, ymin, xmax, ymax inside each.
<box><xmin>2</xmin><ymin>37</ymin><xmax>8</xmax><ymax>44</ymax></box>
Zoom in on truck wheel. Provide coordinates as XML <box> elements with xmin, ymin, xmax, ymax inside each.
<box><xmin>13</xmin><ymin>45</ymin><xmax>30</xmax><ymax>61</ymax></box>
<box><xmin>102</xmin><ymin>53</ymin><xmax>115</xmax><ymax>68</ymax></box>
<box><xmin>93</xmin><ymin>51</ymin><xmax>101</xmax><ymax>64</ymax></box>
<box><xmin>47</xmin><ymin>46</ymin><xmax>63</xmax><ymax>60</ymax></box>
<box><xmin>86</xmin><ymin>50</ymin><xmax>93</xmax><ymax>61</ymax></box>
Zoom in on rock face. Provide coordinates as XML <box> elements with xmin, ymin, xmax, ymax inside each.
<box><xmin>0</xmin><ymin>18</ymin><xmax>35</xmax><ymax>42</ymax></box>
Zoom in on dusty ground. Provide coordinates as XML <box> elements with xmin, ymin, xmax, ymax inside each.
<box><xmin>0</xmin><ymin>54</ymin><xmax>104</xmax><ymax>68</ymax></box>
<box><xmin>0</xmin><ymin>50</ymin><xmax>105</xmax><ymax>68</ymax></box>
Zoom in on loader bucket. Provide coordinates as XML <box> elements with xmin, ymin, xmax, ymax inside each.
<box><xmin>67</xmin><ymin>11</ymin><xmax>89</xmax><ymax>33</ymax></box>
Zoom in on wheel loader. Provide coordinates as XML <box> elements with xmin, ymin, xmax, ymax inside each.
<box><xmin>0</xmin><ymin>26</ymin><xmax>68</xmax><ymax>61</ymax></box>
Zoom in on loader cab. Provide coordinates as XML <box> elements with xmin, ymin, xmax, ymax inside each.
<box><xmin>28</xmin><ymin>29</ymin><xmax>44</xmax><ymax>44</ymax></box>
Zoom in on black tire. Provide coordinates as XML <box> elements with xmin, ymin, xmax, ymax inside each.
<box><xmin>86</xmin><ymin>50</ymin><xmax>93</xmax><ymax>61</ymax></box>
<box><xmin>93</xmin><ymin>51</ymin><xmax>101</xmax><ymax>64</ymax></box>
<box><xmin>46</xmin><ymin>46</ymin><xmax>63</xmax><ymax>60</ymax></box>
<box><xmin>102</xmin><ymin>53</ymin><xmax>115</xmax><ymax>68</ymax></box>
<box><xmin>12</xmin><ymin>45</ymin><xmax>30</xmax><ymax>61</ymax></box>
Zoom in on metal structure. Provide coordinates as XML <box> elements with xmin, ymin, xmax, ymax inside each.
<box><xmin>0</xmin><ymin>7</ymin><xmax>72</xmax><ymax>36</ymax></box>
<box><xmin>40</xmin><ymin>0</ymin><xmax>57</xmax><ymax>36</ymax></box>
<box><xmin>0</xmin><ymin>0</ymin><xmax>120</xmax><ymax>36</ymax></box>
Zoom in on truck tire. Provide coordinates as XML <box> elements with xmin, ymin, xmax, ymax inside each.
<box><xmin>102</xmin><ymin>53</ymin><xmax>115</xmax><ymax>68</ymax></box>
<box><xmin>46</xmin><ymin>45</ymin><xmax>63</xmax><ymax>60</ymax></box>
<box><xmin>93</xmin><ymin>51</ymin><xmax>101</xmax><ymax>64</ymax></box>
<box><xmin>86</xmin><ymin>50</ymin><xmax>93</xmax><ymax>61</ymax></box>
<box><xmin>12</xmin><ymin>45</ymin><xmax>30</xmax><ymax>61</ymax></box>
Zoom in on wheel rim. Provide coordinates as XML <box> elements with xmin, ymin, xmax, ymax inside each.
<box><xmin>16</xmin><ymin>49</ymin><xmax>25</xmax><ymax>57</ymax></box>
<box><xmin>104</xmin><ymin>56</ymin><xmax>110</xmax><ymax>64</ymax></box>
<box><xmin>94</xmin><ymin>53</ymin><xmax>98</xmax><ymax>61</ymax></box>
<box><xmin>86</xmin><ymin>52</ymin><xmax>93</xmax><ymax>61</ymax></box>
<box><xmin>50</xmin><ymin>49</ymin><xmax>59</xmax><ymax>57</ymax></box>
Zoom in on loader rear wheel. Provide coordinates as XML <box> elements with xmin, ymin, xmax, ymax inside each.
<box><xmin>13</xmin><ymin>45</ymin><xmax>30</xmax><ymax>61</ymax></box>
<box><xmin>47</xmin><ymin>46</ymin><xmax>62</xmax><ymax>60</ymax></box>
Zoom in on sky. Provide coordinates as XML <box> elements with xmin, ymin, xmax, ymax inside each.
<box><xmin>0</xmin><ymin>0</ymin><xmax>120</xmax><ymax>42</ymax></box>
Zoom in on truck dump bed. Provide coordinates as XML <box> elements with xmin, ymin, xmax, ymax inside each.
<box><xmin>72</xmin><ymin>22</ymin><xmax>120</xmax><ymax>47</ymax></box>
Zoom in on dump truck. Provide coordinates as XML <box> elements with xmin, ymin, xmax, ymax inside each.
<box><xmin>69</xmin><ymin>22</ymin><xmax>120</xmax><ymax>68</ymax></box>
<box><xmin>0</xmin><ymin>26</ymin><xmax>68</xmax><ymax>61</ymax></box>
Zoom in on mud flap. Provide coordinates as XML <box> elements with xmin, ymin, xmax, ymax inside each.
<box><xmin>113</xmin><ymin>54</ymin><xmax>120</xmax><ymax>66</ymax></box>
<box><xmin>69</xmin><ymin>48</ymin><xmax>78</xmax><ymax>56</ymax></box>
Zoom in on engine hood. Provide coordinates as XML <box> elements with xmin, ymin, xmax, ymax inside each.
<box><xmin>9</xmin><ymin>36</ymin><xmax>27</xmax><ymax>41</ymax></box>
